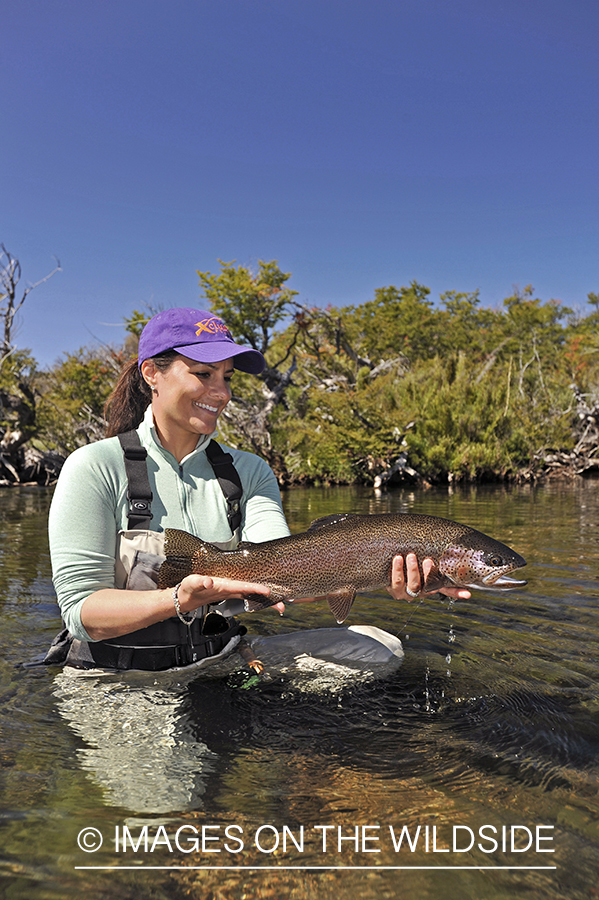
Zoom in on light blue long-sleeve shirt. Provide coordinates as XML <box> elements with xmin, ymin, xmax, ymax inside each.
<box><xmin>48</xmin><ymin>406</ymin><xmax>290</xmax><ymax>640</ymax></box>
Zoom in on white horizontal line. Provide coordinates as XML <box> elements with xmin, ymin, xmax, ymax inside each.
<box><xmin>75</xmin><ymin>865</ymin><xmax>557</xmax><ymax>871</ymax></box>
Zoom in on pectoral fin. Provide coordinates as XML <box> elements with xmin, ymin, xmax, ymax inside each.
<box><xmin>325</xmin><ymin>588</ymin><xmax>356</xmax><ymax>624</ymax></box>
<box><xmin>422</xmin><ymin>568</ymin><xmax>449</xmax><ymax>593</ymax></box>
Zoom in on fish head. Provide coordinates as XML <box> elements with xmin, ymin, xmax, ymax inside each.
<box><xmin>439</xmin><ymin>531</ymin><xmax>527</xmax><ymax>591</ymax></box>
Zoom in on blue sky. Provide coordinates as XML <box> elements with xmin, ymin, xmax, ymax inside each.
<box><xmin>2</xmin><ymin>0</ymin><xmax>597</xmax><ymax>366</ymax></box>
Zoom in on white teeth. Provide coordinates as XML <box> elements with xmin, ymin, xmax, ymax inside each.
<box><xmin>193</xmin><ymin>401</ymin><xmax>218</xmax><ymax>413</ymax></box>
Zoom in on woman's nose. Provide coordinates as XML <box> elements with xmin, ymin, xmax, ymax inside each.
<box><xmin>213</xmin><ymin>377</ymin><xmax>232</xmax><ymax>399</ymax></box>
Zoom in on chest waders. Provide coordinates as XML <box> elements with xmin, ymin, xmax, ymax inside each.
<box><xmin>44</xmin><ymin>432</ymin><xmax>248</xmax><ymax>671</ymax></box>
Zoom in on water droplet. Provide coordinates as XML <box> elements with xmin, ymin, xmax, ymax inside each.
<box><xmin>424</xmin><ymin>665</ymin><xmax>431</xmax><ymax>712</ymax></box>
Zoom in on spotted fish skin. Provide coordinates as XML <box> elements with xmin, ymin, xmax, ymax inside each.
<box><xmin>158</xmin><ymin>513</ymin><xmax>527</xmax><ymax>623</ymax></box>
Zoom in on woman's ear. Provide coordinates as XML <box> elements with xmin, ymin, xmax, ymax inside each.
<box><xmin>140</xmin><ymin>358</ymin><xmax>157</xmax><ymax>391</ymax></box>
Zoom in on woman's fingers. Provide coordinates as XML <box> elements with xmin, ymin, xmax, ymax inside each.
<box><xmin>178</xmin><ymin>575</ymin><xmax>271</xmax><ymax>611</ymax></box>
<box><xmin>388</xmin><ymin>555</ymin><xmax>471</xmax><ymax>602</ymax></box>
<box><xmin>388</xmin><ymin>553</ymin><xmax>422</xmax><ymax>601</ymax></box>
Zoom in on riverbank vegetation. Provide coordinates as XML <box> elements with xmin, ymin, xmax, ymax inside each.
<box><xmin>1</xmin><ymin>247</ymin><xmax>599</xmax><ymax>486</ymax></box>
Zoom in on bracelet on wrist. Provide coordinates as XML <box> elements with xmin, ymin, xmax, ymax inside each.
<box><xmin>172</xmin><ymin>582</ymin><xmax>197</xmax><ymax>626</ymax></box>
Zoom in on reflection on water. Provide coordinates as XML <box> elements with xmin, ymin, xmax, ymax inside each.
<box><xmin>0</xmin><ymin>482</ymin><xmax>599</xmax><ymax>900</ymax></box>
<box><xmin>52</xmin><ymin>675</ymin><xmax>217</xmax><ymax>814</ymax></box>
<box><xmin>52</xmin><ymin>626</ymin><xmax>404</xmax><ymax>814</ymax></box>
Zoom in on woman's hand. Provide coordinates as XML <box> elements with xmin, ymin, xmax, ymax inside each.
<box><xmin>175</xmin><ymin>574</ymin><xmax>272</xmax><ymax>613</ymax></box>
<box><xmin>179</xmin><ymin>577</ymin><xmax>307</xmax><ymax>617</ymax></box>
<box><xmin>81</xmin><ymin>576</ymin><xmax>274</xmax><ymax>641</ymax></box>
<box><xmin>388</xmin><ymin>553</ymin><xmax>471</xmax><ymax>602</ymax></box>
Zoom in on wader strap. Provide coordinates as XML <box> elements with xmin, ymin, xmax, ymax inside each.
<box><xmin>118</xmin><ymin>432</ymin><xmax>153</xmax><ymax>529</ymax></box>
<box><xmin>205</xmin><ymin>440</ymin><xmax>243</xmax><ymax>534</ymax></box>
<box><xmin>118</xmin><ymin>432</ymin><xmax>243</xmax><ymax>536</ymax></box>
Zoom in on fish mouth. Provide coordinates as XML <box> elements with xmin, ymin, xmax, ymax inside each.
<box><xmin>468</xmin><ymin>573</ymin><xmax>527</xmax><ymax>591</ymax></box>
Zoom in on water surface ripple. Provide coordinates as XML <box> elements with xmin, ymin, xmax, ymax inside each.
<box><xmin>0</xmin><ymin>482</ymin><xmax>598</xmax><ymax>899</ymax></box>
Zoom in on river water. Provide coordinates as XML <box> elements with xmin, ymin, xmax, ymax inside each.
<box><xmin>0</xmin><ymin>482</ymin><xmax>598</xmax><ymax>900</ymax></box>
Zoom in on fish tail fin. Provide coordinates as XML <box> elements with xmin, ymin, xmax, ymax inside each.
<box><xmin>326</xmin><ymin>588</ymin><xmax>356</xmax><ymax>624</ymax></box>
<box><xmin>158</xmin><ymin>557</ymin><xmax>194</xmax><ymax>588</ymax></box>
<box><xmin>158</xmin><ymin>528</ymin><xmax>214</xmax><ymax>588</ymax></box>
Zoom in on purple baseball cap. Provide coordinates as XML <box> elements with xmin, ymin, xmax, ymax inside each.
<box><xmin>138</xmin><ymin>307</ymin><xmax>265</xmax><ymax>374</ymax></box>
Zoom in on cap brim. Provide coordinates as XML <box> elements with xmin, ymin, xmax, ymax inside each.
<box><xmin>173</xmin><ymin>342</ymin><xmax>266</xmax><ymax>375</ymax></box>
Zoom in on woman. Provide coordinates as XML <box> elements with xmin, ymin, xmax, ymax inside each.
<box><xmin>48</xmin><ymin>306</ymin><xmax>468</xmax><ymax>671</ymax></box>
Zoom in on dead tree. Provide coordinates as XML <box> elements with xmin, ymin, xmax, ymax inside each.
<box><xmin>0</xmin><ymin>244</ymin><xmax>61</xmax><ymax>363</ymax></box>
<box><xmin>0</xmin><ymin>245</ymin><xmax>61</xmax><ymax>482</ymax></box>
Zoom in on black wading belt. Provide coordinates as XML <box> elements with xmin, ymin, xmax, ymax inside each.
<box><xmin>44</xmin><ymin>430</ymin><xmax>246</xmax><ymax>670</ymax></box>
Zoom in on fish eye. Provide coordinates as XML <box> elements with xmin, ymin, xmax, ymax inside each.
<box><xmin>488</xmin><ymin>555</ymin><xmax>504</xmax><ymax>567</ymax></box>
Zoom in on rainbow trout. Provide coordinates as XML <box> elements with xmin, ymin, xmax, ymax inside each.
<box><xmin>158</xmin><ymin>513</ymin><xmax>526</xmax><ymax>623</ymax></box>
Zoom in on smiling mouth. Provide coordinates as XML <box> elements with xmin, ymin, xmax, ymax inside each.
<box><xmin>193</xmin><ymin>401</ymin><xmax>219</xmax><ymax>413</ymax></box>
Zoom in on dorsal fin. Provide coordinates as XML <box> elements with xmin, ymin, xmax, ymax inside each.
<box><xmin>307</xmin><ymin>513</ymin><xmax>356</xmax><ymax>532</ymax></box>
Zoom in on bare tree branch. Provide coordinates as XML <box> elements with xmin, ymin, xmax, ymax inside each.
<box><xmin>0</xmin><ymin>244</ymin><xmax>61</xmax><ymax>363</ymax></box>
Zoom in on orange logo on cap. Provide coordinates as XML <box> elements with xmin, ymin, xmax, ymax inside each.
<box><xmin>194</xmin><ymin>317</ymin><xmax>232</xmax><ymax>338</ymax></box>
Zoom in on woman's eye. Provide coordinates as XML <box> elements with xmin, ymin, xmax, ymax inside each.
<box><xmin>193</xmin><ymin>369</ymin><xmax>233</xmax><ymax>382</ymax></box>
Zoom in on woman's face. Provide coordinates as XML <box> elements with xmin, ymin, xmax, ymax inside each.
<box><xmin>141</xmin><ymin>354</ymin><xmax>234</xmax><ymax>451</ymax></box>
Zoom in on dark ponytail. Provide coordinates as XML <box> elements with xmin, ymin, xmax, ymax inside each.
<box><xmin>104</xmin><ymin>351</ymin><xmax>179</xmax><ymax>437</ymax></box>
